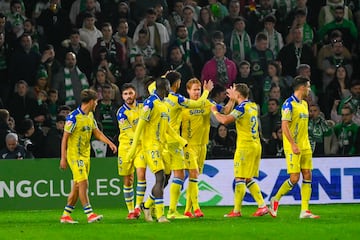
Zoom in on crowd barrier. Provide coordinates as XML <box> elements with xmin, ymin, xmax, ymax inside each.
<box><xmin>0</xmin><ymin>157</ymin><xmax>359</xmax><ymax>210</ymax></box>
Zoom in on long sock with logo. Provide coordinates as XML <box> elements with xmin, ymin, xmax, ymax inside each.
<box><xmin>169</xmin><ymin>178</ymin><xmax>184</xmax><ymax>212</ymax></box>
<box><xmin>135</xmin><ymin>180</ymin><xmax>146</xmax><ymax>208</ymax></box>
<box><xmin>234</xmin><ymin>180</ymin><xmax>246</xmax><ymax>212</ymax></box>
<box><xmin>189</xmin><ymin>178</ymin><xmax>200</xmax><ymax>211</ymax></box>
<box><xmin>62</xmin><ymin>205</ymin><xmax>74</xmax><ymax>216</ymax></box>
<box><xmin>155</xmin><ymin>198</ymin><xmax>164</xmax><ymax>219</ymax></box>
<box><xmin>274</xmin><ymin>179</ymin><xmax>294</xmax><ymax>201</ymax></box>
<box><xmin>301</xmin><ymin>180</ymin><xmax>312</xmax><ymax>211</ymax></box>
<box><xmin>184</xmin><ymin>182</ymin><xmax>192</xmax><ymax>213</ymax></box>
<box><xmin>83</xmin><ymin>203</ymin><xmax>93</xmax><ymax>217</ymax></box>
<box><xmin>247</xmin><ymin>180</ymin><xmax>265</xmax><ymax>208</ymax></box>
<box><xmin>123</xmin><ymin>184</ymin><xmax>134</xmax><ymax>212</ymax></box>
<box><xmin>144</xmin><ymin>193</ymin><xmax>155</xmax><ymax>209</ymax></box>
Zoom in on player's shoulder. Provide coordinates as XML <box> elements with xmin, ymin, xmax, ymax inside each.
<box><xmin>117</xmin><ymin>105</ymin><xmax>128</xmax><ymax>119</ymax></box>
<box><xmin>66</xmin><ymin>108</ymin><xmax>82</xmax><ymax>122</ymax></box>
<box><xmin>143</xmin><ymin>95</ymin><xmax>157</xmax><ymax>109</ymax></box>
<box><xmin>282</xmin><ymin>96</ymin><xmax>296</xmax><ymax>110</ymax></box>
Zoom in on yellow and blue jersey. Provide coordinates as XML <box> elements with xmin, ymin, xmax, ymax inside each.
<box><xmin>281</xmin><ymin>94</ymin><xmax>311</xmax><ymax>151</ymax></box>
<box><xmin>117</xmin><ymin>102</ymin><xmax>143</xmax><ymax>147</ymax></box>
<box><xmin>64</xmin><ymin>107</ymin><xmax>97</xmax><ymax>160</ymax></box>
<box><xmin>182</xmin><ymin>99</ymin><xmax>221</xmax><ymax>145</ymax></box>
<box><xmin>141</xmin><ymin>92</ymin><xmax>169</xmax><ymax>148</ymax></box>
<box><xmin>230</xmin><ymin>100</ymin><xmax>260</xmax><ymax>145</ymax></box>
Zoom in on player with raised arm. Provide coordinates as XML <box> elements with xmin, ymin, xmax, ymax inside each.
<box><xmin>268</xmin><ymin>76</ymin><xmax>319</xmax><ymax>219</ymax></box>
<box><xmin>59</xmin><ymin>89</ymin><xmax>117</xmax><ymax>224</ymax></box>
<box><xmin>211</xmin><ymin>83</ymin><xmax>269</xmax><ymax>218</ymax></box>
<box><xmin>117</xmin><ymin>83</ymin><xmax>146</xmax><ymax>220</ymax></box>
<box><xmin>164</xmin><ymin>71</ymin><xmax>214</xmax><ymax>219</ymax></box>
<box><xmin>182</xmin><ymin>78</ymin><xmax>235</xmax><ymax>218</ymax></box>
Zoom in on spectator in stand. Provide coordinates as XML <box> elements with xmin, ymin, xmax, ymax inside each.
<box><xmin>130</xmin><ymin>64</ymin><xmax>150</xmax><ymax>101</ymax></box>
<box><xmin>113</xmin><ymin>19</ymin><xmax>133</xmax><ymax>61</ymax></box>
<box><xmin>75</xmin><ymin>0</ymin><xmax>104</xmax><ymax>29</ymax></box>
<box><xmin>260</xmin><ymin>98</ymin><xmax>281</xmax><ymax>145</ymax></box>
<box><xmin>23</xmin><ymin>19</ymin><xmax>41</xmax><ymax>53</ymax></box>
<box><xmin>37</xmin><ymin>0</ymin><xmax>72</xmax><ymax>52</ymax></box>
<box><xmin>94</xmin><ymin>84</ymin><xmax>119</xmax><ymax>157</ymax></box>
<box><xmin>277</xmin><ymin>26</ymin><xmax>314</xmax><ymax>79</ymax></box>
<box><xmin>0</xmin><ymin>108</ymin><xmax>14</xmax><ymax>150</ymax></box>
<box><xmin>198</xmin><ymin>6</ymin><xmax>219</xmax><ymax>38</ymax></box>
<box><xmin>18</xmin><ymin>118</ymin><xmax>45</xmax><ymax>158</ymax></box>
<box><xmin>155</xmin><ymin>3</ymin><xmax>172</xmax><ymax>36</ymax></box>
<box><xmin>236</xmin><ymin>60</ymin><xmax>261</xmax><ymax>104</ymax></box>
<box><xmin>130</xmin><ymin>28</ymin><xmax>156</xmax><ymax>69</ymax></box>
<box><xmin>9</xmin><ymin>33</ymin><xmax>41</xmax><ymax>87</ymax></box>
<box><xmin>323</xmin><ymin>66</ymin><xmax>352</xmax><ymax>119</ymax></box>
<box><xmin>265</xmin><ymin>124</ymin><xmax>284</xmax><ymax>157</ymax></box>
<box><xmin>47</xmin><ymin>89</ymin><xmax>60</xmax><ymax>127</ymax></box>
<box><xmin>28</xmin><ymin>67</ymin><xmax>49</xmax><ymax>100</ymax></box>
<box><xmin>0</xmin><ymin>31</ymin><xmax>11</xmax><ymax>104</ymax></box>
<box><xmin>93</xmin><ymin>47</ymin><xmax>121</xmax><ymax>87</ymax></box>
<box><xmin>6</xmin><ymin>0</ymin><xmax>26</xmax><ymax>39</ymax></box>
<box><xmin>201</xmin><ymin>41</ymin><xmax>237</xmax><ymax>88</ymax></box>
<box><xmin>207</xmin><ymin>0</ymin><xmax>228</xmax><ymax>22</ymax></box>
<box><xmin>39</xmin><ymin>44</ymin><xmax>62</xmax><ymax>88</ymax></box>
<box><xmin>162</xmin><ymin>45</ymin><xmax>194</xmax><ymax>96</ymax></box>
<box><xmin>57</xmin><ymin>105</ymin><xmax>71</xmax><ymax>118</ymax></box>
<box><xmin>333</xmin><ymin>105</ymin><xmax>359</xmax><ymax>155</ymax></box>
<box><xmin>211</xmin><ymin>124</ymin><xmax>235</xmax><ymax>159</ymax></box>
<box><xmin>318</xmin><ymin>0</ymin><xmax>353</xmax><ymax>28</ymax></box>
<box><xmin>131</xmin><ymin>0</ymin><xmax>168</xmax><ymax>23</ymax></box>
<box><xmin>209</xmin><ymin>84</ymin><xmax>227</xmax><ymax>137</ymax></box>
<box><xmin>273</xmin><ymin>0</ymin><xmax>297</xmax><ymax>34</ymax></box>
<box><xmin>0</xmin><ymin>132</ymin><xmax>28</xmax><ymax>159</ymax></box>
<box><xmin>308</xmin><ymin>104</ymin><xmax>334</xmax><ymax>156</ymax></box>
<box><xmin>90</xmin><ymin>68</ymin><xmax>121</xmax><ymax>105</ymax></box>
<box><xmin>220</xmin><ymin>0</ymin><xmax>241</xmax><ymax>38</ymax></box>
<box><xmin>262</xmin><ymin>14</ymin><xmax>284</xmax><ymax>58</ymax></box>
<box><xmin>69</xmin><ymin>0</ymin><xmax>101</xmax><ymax>27</ymax></box>
<box><xmin>79</xmin><ymin>12</ymin><xmax>102</xmax><ymax>55</ymax></box>
<box><xmin>110</xmin><ymin>2</ymin><xmax>136</xmax><ymax>38</ymax></box>
<box><xmin>286</xmin><ymin>9</ymin><xmax>314</xmax><ymax>48</ymax></box>
<box><xmin>168</xmin><ymin>0</ymin><xmax>184</xmax><ymax>34</ymax></box>
<box><xmin>227</xmin><ymin>16</ymin><xmax>252</xmax><ymax>66</ymax></box>
<box><xmin>52</xmin><ymin>52</ymin><xmax>89</xmax><ymax>109</ymax></box>
<box><xmin>132</xmin><ymin>8</ymin><xmax>170</xmax><ymax>58</ymax></box>
<box><xmin>44</xmin><ymin>114</ymin><xmax>65</xmax><ymax>158</ymax></box>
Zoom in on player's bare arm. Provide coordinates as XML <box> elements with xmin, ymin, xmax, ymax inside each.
<box><xmin>281</xmin><ymin>120</ymin><xmax>300</xmax><ymax>155</ymax></box>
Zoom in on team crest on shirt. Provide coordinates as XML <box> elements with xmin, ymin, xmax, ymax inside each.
<box><xmin>283</xmin><ymin>108</ymin><xmax>290</xmax><ymax>114</ymax></box>
<box><xmin>143</xmin><ymin>105</ymin><xmax>149</xmax><ymax>112</ymax></box>
<box><xmin>66</xmin><ymin>120</ymin><xmax>73</xmax><ymax>127</ymax></box>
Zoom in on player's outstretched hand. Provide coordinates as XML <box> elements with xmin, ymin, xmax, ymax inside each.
<box><xmin>226</xmin><ymin>84</ymin><xmax>237</xmax><ymax>100</ymax></box>
<box><xmin>109</xmin><ymin>142</ymin><xmax>117</xmax><ymax>154</ymax></box>
<box><xmin>203</xmin><ymin>80</ymin><xmax>214</xmax><ymax>92</ymax></box>
<box><xmin>59</xmin><ymin>158</ymin><xmax>67</xmax><ymax>170</ymax></box>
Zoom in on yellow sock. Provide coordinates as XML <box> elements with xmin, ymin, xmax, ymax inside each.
<box><xmin>234</xmin><ymin>180</ymin><xmax>246</xmax><ymax>212</ymax></box>
<box><xmin>189</xmin><ymin>178</ymin><xmax>200</xmax><ymax>211</ymax></box>
<box><xmin>274</xmin><ymin>179</ymin><xmax>294</xmax><ymax>201</ymax></box>
<box><xmin>184</xmin><ymin>183</ymin><xmax>192</xmax><ymax>213</ymax></box>
<box><xmin>123</xmin><ymin>185</ymin><xmax>134</xmax><ymax>212</ymax></box>
<box><xmin>247</xmin><ymin>180</ymin><xmax>265</xmax><ymax>207</ymax></box>
<box><xmin>62</xmin><ymin>205</ymin><xmax>74</xmax><ymax>216</ymax></box>
<box><xmin>155</xmin><ymin>198</ymin><xmax>164</xmax><ymax>219</ymax></box>
<box><xmin>169</xmin><ymin>178</ymin><xmax>183</xmax><ymax>212</ymax></box>
<box><xmin>301</xmin><ymin>180</ymin><xmax>312</xmax><ymax>211</ymax></box>
<box><xmin>135</xmin><ymin>180</ymin><xmax>146</xmax><ymax>208</ymax></box>
<box><xmin>144</xmin><ymin>194</ymin><xmax>155</xmax><ymax>209</ymax></box>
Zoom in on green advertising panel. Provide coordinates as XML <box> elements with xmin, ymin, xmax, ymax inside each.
<box><xmin>0</xmin><ymin>158</ymin><xmax>124</xmax><ymax>210</ymax></box>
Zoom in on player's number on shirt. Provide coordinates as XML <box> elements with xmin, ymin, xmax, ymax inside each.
<box><xmin>250</xmin><ymin>116</ymin><xmax>257</xmax><ymax>134</ymax></box>
<box><xmin>77</xmin><ymin>160</ymin><xmax>84</xmax><ymax>167</ymax></box>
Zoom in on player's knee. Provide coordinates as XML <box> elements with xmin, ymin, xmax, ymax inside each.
<box><xmin>289</xmin><ymin>174</ymin><xmax>300</xmax><ymax>184</ymax></box>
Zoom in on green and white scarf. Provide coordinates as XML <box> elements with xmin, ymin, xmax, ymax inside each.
<box><xmin>264</xmin><ymin>29</ymin><xmax>281</xmax><ymax>57</ymax></box>
<box><xmin>64</xmin><ymin>67</ymin><xmax>89</xmax><ymax>106</ymax></box>
<box><xmin>216</xmin><ymin>57</ymin><xmax>229</xmax><ymax>86</ymax></box>
<box><xmin>302</xmin><ymin>23</ymin><xmax>314</xmax><ymax>46</ymax></box>
<box><xmin>230</xmin><ymin>30</ymin><xmax>251</xmax><ymax>63</ymax></box>
<box><xmin>177</xmin><ymin>38</ymin><xmax>190</xmax><ymax>64</ymax></box>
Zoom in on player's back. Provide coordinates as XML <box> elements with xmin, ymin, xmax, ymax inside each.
<box><xmin>117</xmin><ymin>102</ymin><xmax>143</xmax><ymax>147</ymax></box>
<box><xmin>281</xmin><ymin>95</ymin><xmax>311</xmax><ymax>151</ymax></box>
<box><xmin>141</xmin><ymin>94</ymin><xmax>169</xmax><ymax>147</ymax></box>
<box><xmin>165</xmin><ymin>92</ymin><xmax>185</xmax><ymax>133</ymax></box>
<box><xmin>65</xmin><ymin>107</ymin><xmax>97</xmax><ymax>160</ymax></box>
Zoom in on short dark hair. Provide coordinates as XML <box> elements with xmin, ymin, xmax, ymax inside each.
<box><xmin>255</xmin><ymin>32</ymin><xmax>267</xmax><ymax>42</ymax></box>
<box><xmin>292</xmin><ymin>76</ymin><xmax>310</xmax><ymax>90</ymax></box>
<box><xmin>121</xmin><ymin>83</ymin><xmax>136</xmax><ymax>93</ymax></box>
<box><xmin>268</xmin><ymin>98</ymin><xmax>280</xmax><ymax>105</ymax></box>
<box><xmin>80</xmin><ymin>89</ymin><xmax>98</xmax><ymax>103</ymax></box>
<box><xmin>175</xmin><ymin>24</ymin><xmax>187</xmax><ymax>34</ymax></box>
<box><xmin>146</xmin><ymin>8</ymin><xmax>157</xmax><ymax>16</ymax></box>
<box><xmin>166</xmin><ymin>71</ymin><xmax>182</xmax><ymax>86</ymax></box>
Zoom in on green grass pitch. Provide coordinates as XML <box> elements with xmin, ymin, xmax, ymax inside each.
<box><xmin>1</xmin><ymin>204</ymin><xmax>360</xmax><ymax>240</ymax></box>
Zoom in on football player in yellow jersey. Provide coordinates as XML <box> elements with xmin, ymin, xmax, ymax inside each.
<box><xmin>59</xmin><ymin>89</ymin><xmax>117</xmax><ymax>224</ymax></box>
<box><xmin>126</xmin><ymin>78</ymin><xmax>187</xmax><ymax>223</ymax></box>
<box><xmin>164</xmin><ymin>71</ymin><xmax>214</xmax><ymax>219</ymax></box>
<box><xmin>269</xmin><ymin>76</ymin><xmax>319</xmax><ymax>219</ymax></box>
<box><xmin>117</xmin><ymin>83</ymin><xmax>146</xmax><ymax>220</ymax></box>
<box><xmin>182</xmin><ymin>78</ymin><xmax>235</xmax><ymax>218</ymax></box>
<box><xmin>211</xmin><ymin>83</ymin><xmax>269</xmax><ymax>218</ymax></box>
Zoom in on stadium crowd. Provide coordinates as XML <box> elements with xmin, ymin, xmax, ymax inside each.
<box><xmin>0</xmin><ymin>0</ymin><xmax>360</xmax><ymax>160</ymax></box>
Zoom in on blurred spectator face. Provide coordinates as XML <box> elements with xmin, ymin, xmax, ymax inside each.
<box><xmin>187</xmin><ymin>83</ymin><xmax>202</xmax><ymax>100</ymax></box>
<box><xmin>341</xmin><ymin>108</ymin><xmax>353</xmax><ymax>124</ymax></box>
<box><xmin>170</xmin><ymin>47</ymin><xmax>183</xmax><ymax>63</ymax></box>
<box><xmin>44</xmin><ymin>48</ymin><xmax>55</xmax><ymax>61</ymax></box>
<box><xmin>200</xmin><ymin>8</ymin><xmax>210</xmax><ymax>24</ymax></box>
<box><xmin>23</xmin><ymin>21</ymin><xmax>34</xmax><ymax>33</ymax></box>
<box><xmin>155</xmin><ymin>5</ymin><xmax>164</xmax><ymax>18</ymax></box>
<box><xmin>296</xmin><ymin>0</ymin><xmax>307</xmax><ymax>8</ymax></box>
<box><xmin>6</xmin><ymin>137</ymin><xmax>17</xmax><ymax>152</ymax></box>
<box><xmin>86</xmin><ymin>0</ymin><xmax>96</xmax><ymax>11</ymax></box>
<box><xmin>118</xmin><ymin>4</ymin><xmax>128</xmax><ymax>15</ymax></box>
<box><xmin>11</xmin><ymin>3</ymin><xmax>22</xmax><ymax>14</ymax></box>
<box><xmin>234</xmin><ymin>20</ymin><xmax>245</xmax><ymax>32</ymax></box>
<box><xmin>135</xmin><ymin>65</ymin><xmax>146</xmax><ymax>78</ymax></box>
<box><xmin>239</xmin><ymin>64</ymin><xmax>250</xmax><ymax>77</ymax></box>
<box><xmin>213</xmin><ymin>44</ymin><xmax>226</xmax><ymax>58</ymax></box>
<box><xmin>269</xmin><ymin>86</ymin><xmax>281</xmax><ymax>100</ymax></box>
<box><xmin>295</xmin><ymin>14</ymin><xmax>306</xmax><ymax>25</ymax></box>
<box><xmin>334</xmin><ymin>8</ymin><xmax>344</xmax><ymax>22</ymax></box>
<box><xmin>292</xmin><ymin>28</ymin><xmax>303</xmax><ymax>43</ymax></box>
<box><xmin>70</xmin><ymin>33</ymin><xmax>80</xmax><ymax>46</ymax></box>
<box><xmin>336</xmin><ymin>66</ymin><xmax>346</xmax><ymax>80</ymax></box>
<box><xmin>101</xmin><ymin>25</ymin><xmax>113</xmax><ymax>40</ymax></box>
<box><xmin>146</xmin><ymin>12</ymin><xmax>157</xmax><ymax>26</ymax></box>
<box><xmin>137</xmin><ymin>33</ymin><xmax>148</xmax><ymax>45</ymax></box>
<box><xmin>183</xmin><ymin>8</ymin><xmax>194</xmax><ymax>22</ymax></box>
<box><xmin>298</xmin><ymin>66</ymin><xmax>311</xmax><ymax>78</ymax></box>
<box><xmin>56</xmin><ymin>119</ymin><xmax>65</xmax><ymax>131</ymax></box>
<box><xmin>260</xmin><ymin>0</ymin><xmax>272</xmax><ymax>9</ymax></box>
<box><xmin>59</xmin><ymin>109</ymin><xmax>70</xmax><ymax>117</ymax></box>
<box><xmin>39</xmin><ymin>90</ymin><xmax>47</xmax><ymax>102</ymax></box>
<box><xmin>174</xmin><ymin>2</ymin><xmax>184</xmax><ymax>15</ymax></box>
<box><xmin>229</xmin><ymin>1</ymin><xmax>240</xmax><ymax>16</ymax></box>
<box><xmin>8</xmin><ymin>117</ymin><xmax>15</xmax><ymax>130</ymax></box>
<box><xmin>268</xmin><ymin>100</ymin><xmax>279</xmax><ymax>113</ymax></box>
<box><xmin>309</xmin><ymin>105</ymin><xmax>320</xmax><ymax>119</ymax></box>
<box><xmin>264</xmin><ymin>21</ymin><xmax>275</xmax><ymax>31</ymax></box>
<box><xmin>84</xmin><ymin>16</ymin><xmax>95</xmax><ymax>29</ymax></box>
<box><xmin>16</xmin><ymin>82</ymin><xmax>28</xmax><ymax>97</ymax></box>
<box><xmin>256</xmin><ymin>39</ymin><xmax>268</xmax><ymax>51</ymax></box>
<box><xmin>351</xmin><ymin>84</ymin><xmax>360</xmax><ymax>98</ymax></box>
<box><xmin>96</xmin><ymin>70</ymin><xmax>107</xmax><ymax>85</ymax></box>
<box><xmin>134</xmin><ymin>55</ymin><xmax>145</xmax><ymax>66</ymax></box>
<box><xmin>20</xmin><ymin>35</ymin><xmax>32</xmax><ymax>52</ymax></box>
<box><xmin>102</xmin><ymin>87</ymin><xmax>112</xmax><ymax>101</ymax></box>
<box><xmin>332</xmin><ymin>41</ymin><xmax>344</xmax><ymax>56</ymax></box>
<box><xmin>49</xmin><ymin>92</ymin><xmax>58</xmax><ymax>103</ymax></box>
<box><xmin>37</xmin><ymin>77</ymin><xmax>47</xmax><ymax>89</ymax></box>
<box><xmin>218</xmin><ymin>124</ymin><xmax>228</xmax><ymax>139</ymax></box>
<box><xmin>276</xmin><ymin>127</ymin><xmax>282</xmax><ymax>140</ymax></box>
<box><xmin>117</xmin><ymin>22</ymin><xmax>129</xmax><ymax>36</ymax></box>
<box><xmin>268</xmin><ymin>64</ymin><xmax>278</xmax><ymax>77</ymax></box>
<box><xmin>65</xmin><ymin>52</ymin><xmax>77</xmax><ymax>69</ymax></box>
<box><xmin>176</xmin><ymin>26</ymin><xmax>188</xmax><ymax>39</ymax></box>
